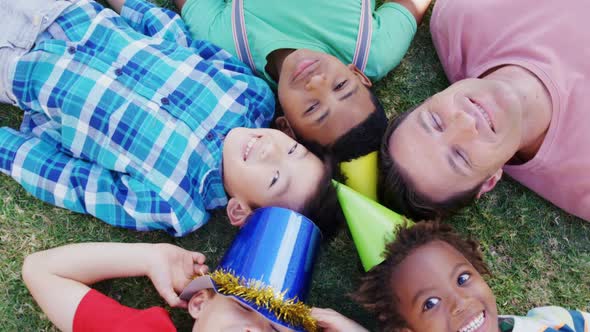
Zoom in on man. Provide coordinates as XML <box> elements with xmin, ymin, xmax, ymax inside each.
<box><xmin>379</xmin><ymin>0</ymin><xmax>590</xmax><ymax>221</ymax></box>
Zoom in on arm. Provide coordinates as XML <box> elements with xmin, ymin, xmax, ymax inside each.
<box><xmin>22</xmin><ymin>242</ymin><xmax>207</xmax><ymax>332</ymax></box>
<box><xmin>118</xmin><ymin>0</ymin><xmax>192</xmax><ymax>46</ymax></box>
<box><xmin>104</xmin><ymin>0</ymin><xmax>126</xmax><ymax>13</ymax></box>
<box><xmin>0</xmin><ymin>127</ymin><xmax>205</xmax><ymax>236</ymax></box>
<box><xmin>311</xmin><ymin>308</ymin><xmax>370</xmax><ymax>332</ymax></box>
<box><xmin>387</xmin><ymin>0</ymin><xmax>432</xmax><ymax>25</ymax></box>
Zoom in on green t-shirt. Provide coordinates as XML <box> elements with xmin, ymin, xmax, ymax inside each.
<box><xmin>181</xmin><ymin>0</ymin><xmax>417</xmax><ymax>87</ymax></box>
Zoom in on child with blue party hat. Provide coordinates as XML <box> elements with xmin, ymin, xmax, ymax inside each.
<box><xmin>22</xmin><ymin>207</ymin><xmax>322</xmax><ymax>331</ymax></box>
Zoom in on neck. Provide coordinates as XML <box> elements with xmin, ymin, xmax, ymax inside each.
<box><xmin>265</xmin><ymin>49</ymin><xmax>295</xmax><ymax>81</ymax></box>
<box><xmin>484</xmin><ymin>65</ymin><xmax>553</xmax><ymax>162</ymax></box>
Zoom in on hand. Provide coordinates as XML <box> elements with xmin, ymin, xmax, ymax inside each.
<box><xmin>312</xmin><ymin>308</ymin><xmax>369</xmax><ymax>332</ymax></box>
<box><xmin>146</xmin><ymin>243</ymin><xmax>208</xmax><ymax>308</ymax></box>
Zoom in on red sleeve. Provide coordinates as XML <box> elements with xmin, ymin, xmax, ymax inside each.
<box><xmin>73</xmin><ymin>289</ymin><xmax>177</xmax><ymax>332</ymax></box>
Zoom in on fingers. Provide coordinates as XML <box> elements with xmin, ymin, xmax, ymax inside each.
<box><xmin>161</xmin><ymin>287</ymin><xmax>188</xmax><ymax>309</ymax></box>
<box><xmin>191</xmin><ymin>251</ymin><xmax>206</xmax><ymax>265</ymax></box>
<box><xmin>194</xmin><ymin>264</ymin><xmax>209</xmax><ymax>276</ymax></box>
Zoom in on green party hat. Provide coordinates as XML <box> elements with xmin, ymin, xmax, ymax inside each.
<box><xmin>334</xmin><ymin>181</ymin><xmax>413</xmax><ymax>271</ymax></box>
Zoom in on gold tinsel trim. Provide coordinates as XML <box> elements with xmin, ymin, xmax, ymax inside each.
<box><xmin>210</xmin><ymin>269</ymin><xmax>318</xmax><ymax>332</ymax></box>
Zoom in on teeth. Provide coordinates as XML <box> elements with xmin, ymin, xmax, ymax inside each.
<box><xmin>475</xmin><ymin>103</ymin><xmax>494</xmax><ymax>131</ymax></box>
<box><xmin>243</xmin><ymin>136</ymin><xmax>259</xmax><ymax>161</ymax></box>
<box><xmin>458</xmin><ymin>312</ymin><xmax>485</xmax><ymax>332</ymax></box>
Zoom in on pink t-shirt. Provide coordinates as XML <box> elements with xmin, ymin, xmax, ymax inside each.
<box><xmin>430</xmin><ymin>0</ymin><xmax>590</xmax><ymax>220</ymax></box>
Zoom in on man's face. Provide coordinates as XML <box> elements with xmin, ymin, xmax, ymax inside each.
<box><xmin>391</xmin><ymin>241</ymin><xmax>499</xmax><ymax>332</ymax></box>
<box><xmin>193</xmin><ymin>293</ymin><xmax>293</xmax><ymax>331</ymax></box>
<box><xmin>277</xmin><ymin>49</ymin><xmax>374</xmax><ymax>146</ymax></box>
<box><xmin>222</xmin><ymin>128</ymin><xmax>324</xmax><ymax>212</ymax></box>
<box><xmin>389</xmin><ymin>78</ymin><xmax>523</xmax><ymax>201</ymax></box>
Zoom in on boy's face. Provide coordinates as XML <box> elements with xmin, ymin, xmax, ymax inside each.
<box><xmin>223</xmin><ymin>128</ymin><xmax>324</xmax><ymax>212</ymax></box>
<box><xmin>391</xmin><ymin>241</ymin><xmax>499</xmax><ymax>332</ymax></box>
<box><xmin>276</xmin><ymin>49</ymin><xmax>374</xmax><ymax>146</ymax></box>
<box><xmin>190</xmin><ymin>292</ymin><xmax>293</xmax><ymax>331</ymax></box>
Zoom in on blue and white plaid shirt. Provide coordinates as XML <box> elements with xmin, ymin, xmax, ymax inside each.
<box><xmin>0</xmin><ymin>0</ymin><xmax>274</xmax><ymax>236</ymax></box>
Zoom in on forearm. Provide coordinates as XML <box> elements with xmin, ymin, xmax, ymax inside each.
<box><xmin>105</xmin><ymin>0</ymin><xmax>126</xmax><ymax>13</ymax></box>
<box><xmin>22</xmin><ymin>243</ymin><xmax>155</xmax><ymax>331</ymax></box>
<box><xmin>388</xmin><ymin>0</ymin><xmax>432</xmax><ymax>24</ymax></box>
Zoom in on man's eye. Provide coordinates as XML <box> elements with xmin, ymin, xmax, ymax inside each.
<box><xmin>305</xmin><ymin>102</ymin><xmax>319</xmax><ymax>114</ymax></box>
<box><xmin>454</xmin><ymin>149</ymin><xmax>470</xmax><ymax>166</ymax></box>
<box><xmin>334</xmin><ymin>80</ymin><xmax>347</xmax><ymax>91</ymax></box>
<box><xmin>269</xmin><ymin>170</ymin><xmax>279</xmax><ymax>188</ymax></box>
<box><xmin>457</xmin><ymin>273</ymin><xmax>471</xmax><ymax>286</ymax></box>
<box><xmin>430</xmin><ymin>112</ymin><xmax>443</xmax><ymax>131</ymax></box>
<box><xmin>422</xmin><ymin>297</ymin><xmax>440</xmax><ymax>312</ymax></box>
<box><xmin>288</xmin><ymin>143</ymin><xmax>298</xmax><ymax>154</ymax></box>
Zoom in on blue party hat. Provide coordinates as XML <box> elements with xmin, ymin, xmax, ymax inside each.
<box><xmin>180</xmin><ymin>207</ymin><xmax>321</xmax><ymax>331</ymax></box>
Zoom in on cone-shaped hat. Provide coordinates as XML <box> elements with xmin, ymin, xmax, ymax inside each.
<box><xmin>339</xmin><ymin>151</ymin><xmax>378</xmax><ymax>201</ymax></box>
<box><xmin>334</xmin><ymin>181</ymin><xmax>413</xmax><ymax>271</ymax></box>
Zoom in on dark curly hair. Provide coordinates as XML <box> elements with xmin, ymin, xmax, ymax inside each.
<box><xmin>298</xmin><ymin>88</ymin><xmax>388</xmax><ymax>164</ymax></box>
<box><xmin>353</xmin><ymin>221</ymin><xmax>491</xmax><ymax>332</ymax></box>
<box><xmin>379</xmin><ymin>109</ymin><xmax>484</xmax><ymax>221</ymax></box>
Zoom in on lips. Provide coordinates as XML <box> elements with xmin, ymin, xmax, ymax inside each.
<box><xmin>291</xmin><ymin>59</ymin><xmax>319</xmax><ymax>83</ymax></box>
<box><xmin>458</xmin><ymin>311</ymin><xmax>486</xmax><ymax>332</ymax></box>
<box><xmin>243</xmin><ymin>135</ymin><xmax>260</xmax><ymax>161</ymax></box>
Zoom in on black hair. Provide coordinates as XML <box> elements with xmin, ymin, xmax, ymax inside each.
<box><xmin>298</xmin><ymin>88</ymin><xmax>388</xmax><ymax>163</ymax></box>
<box><xmin>300</xmin><ymin>157</ymin><xmax>346</xmax><ymax>240</ymax></box>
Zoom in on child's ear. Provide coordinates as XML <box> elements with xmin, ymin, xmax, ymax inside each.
<box><xmin>226</xmin><ymin>198</ymin><xmax>252</xmax><ymax>227</ymax></box>
<box><xmin>188</xmin><ymin>290</ymin><xmax>213</xmax><ymax>319</ymax></box>
<box><xmin>476</xmin><ymin>168</ymin><xmax>503</xmax><ymax>199</ymax></box>
<box><xmin>274</xmin><ymin>116</ymin><xmax>296</xmax><ymax>139</ymax></box>
<box><xmin>347</xmin><ymin>64</ymin><xmax>372</xmax><ymax>88</ymax></box>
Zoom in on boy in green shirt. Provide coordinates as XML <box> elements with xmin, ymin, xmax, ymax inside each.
<box><xmin>176</xmin><ymin>0</ymin><xmax>431</xmax><ymax>162</ymax></box>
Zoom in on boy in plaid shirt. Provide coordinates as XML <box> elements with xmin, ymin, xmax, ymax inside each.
<box><xmin>0</xmin><ymin>0</ymin><xmax>341</xmax><ymax>236</ymax></box>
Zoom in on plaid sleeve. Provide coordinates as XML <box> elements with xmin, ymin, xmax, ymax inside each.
<box><xmin>120</xmin><ymin>0</ymin><xmax>191</xmax><ymax>46</ymax></box>
<box><xmin>0</xmin><ymin>127</ymin><xmax>200</xmax><ymax>236</ymax></box>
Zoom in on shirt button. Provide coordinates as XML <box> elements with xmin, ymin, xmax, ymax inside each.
<box><xmin>206</xmin><ymin>133</ymin><xmax>214</xmax><ymax>141</ymax></box>
<box><xmin>115</xmin><ymin>68</ymin><xmax>123</xmax><ymax>76</ymax></box>
<box><xmin>160</xmin><ymin>97</ymin><xmax>170</xmax><ymax>105</ymax></box>
<box><xmin>67</xmin><ymin>46</ymin><xmax>76</xmax><ymax>54</ymax></box>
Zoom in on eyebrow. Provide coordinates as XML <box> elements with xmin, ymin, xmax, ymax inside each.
<box><xmin>338</xmin><ymin>85</ymin><xmax>359</xmax><ymax>101</ymax></box>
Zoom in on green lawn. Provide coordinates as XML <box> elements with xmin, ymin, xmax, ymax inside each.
<box><xmin>1</xmin><ymin>1</ymin><xmax>589</xmax><ymax>331</ymax></box>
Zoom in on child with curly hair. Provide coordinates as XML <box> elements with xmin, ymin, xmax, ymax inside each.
<box><xmin>317</xmin><ymin>221</ymin><xmax>590</xmax><ymax>332</ymax></box>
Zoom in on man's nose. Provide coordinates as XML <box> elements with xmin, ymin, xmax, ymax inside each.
<box><xmin>443</xmin><ymin>109</ymin><xmax>478</xmax><ymax>143</ymax></box>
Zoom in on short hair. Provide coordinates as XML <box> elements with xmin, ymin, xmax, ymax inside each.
<box><xmin>379</xmin><ymin>108</ymin><xmax>484</xmax><ymax>221</ymax></box>
<box><xmin>300</xmin><ymin>156</ymin><xmax>346</xmax><ymax>240</ymax></box>
<box><xmin>298</xmin><ymin>88</ymin><xmax>388</xmax><ymax>163</ymax></box>
<box><xmin>353</xmin><ymin>221</ymin><xmax>491</xmax><ymax>332</ymax></box>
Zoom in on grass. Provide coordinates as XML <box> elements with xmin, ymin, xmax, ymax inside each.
<box><xmin>1</xmin><ymin>1</ymin><xmax>589</xmax><ymax>331</ymax></box>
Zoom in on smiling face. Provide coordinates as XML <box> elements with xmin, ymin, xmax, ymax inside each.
<box><xmin>222</xmin><ymin>128</ymin><xmax>325</xmax><ymax>213</ymax></box>
<box><xmin>191</xmin><ymin>292</ymin><xmax>293</xmax><ymax>332</ymax></box>
<box><xmin>391</xmin><ymin>241</ymin><xmax>499</xmax><ymax>332</ymax></box>
<box><xmin>276</xmin><ymin>49</ymin><xmax>374</xmax><ymax>146</ymax></box>
<box><xmin>389</xmin><ymin>78</ymin><xmax>524</xmax><ymax>201</ymax></box>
